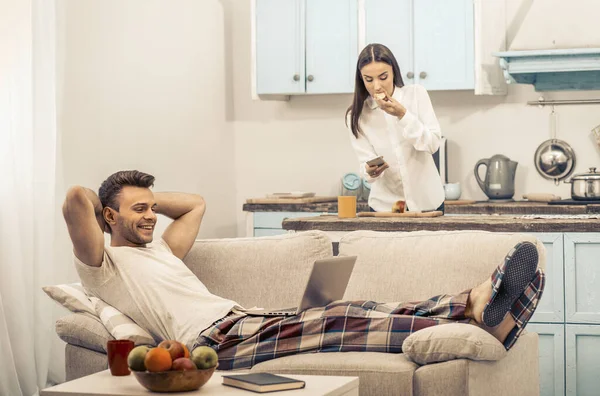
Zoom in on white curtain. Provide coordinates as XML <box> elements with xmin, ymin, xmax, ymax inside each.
<box><xmin>0</xmin><ymin>0</ymin><xmax>59</xmax><ymax>395</ymax></box>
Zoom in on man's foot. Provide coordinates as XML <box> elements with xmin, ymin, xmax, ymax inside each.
<box><xmin>466</xmin><ymin>279</ymin><xmax>519</xmax><ymax>343</ymax></box>
<box><xmin>466</xmin><ymin>279</ymin><xmax>492</xmax><ymax>325</ymax></box>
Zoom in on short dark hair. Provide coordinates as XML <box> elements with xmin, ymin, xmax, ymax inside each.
<box><xmin>98</xmin><ymin>170</ymin><xmax>155</xmax><ymax>211</ymax></box>
<box><xmin>346</xmin><ymin>43</ymin><xmax>404</xmax><ymax>138</ymax></box>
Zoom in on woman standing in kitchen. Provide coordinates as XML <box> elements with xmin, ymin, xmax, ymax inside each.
<box><xmin>346</xmin><ymin>43</ymin><xmax>445</xmax><ymax>213</ymax></box>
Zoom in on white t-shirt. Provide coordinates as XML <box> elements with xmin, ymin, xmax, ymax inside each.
<box><xmin>348</xmin><ymin>84</ymin><xmax>445</xmax><ymax>212</ymax></box>
<box><xmin>74</xmin><ymin>239</ymin><xmax>237</xmax><ymax>348</ymax></box>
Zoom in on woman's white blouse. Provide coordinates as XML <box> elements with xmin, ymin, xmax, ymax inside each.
<box><xmin>348</xmin><ymin>84</ymin><xmax>445</xmax><ymax>212</ymax></box>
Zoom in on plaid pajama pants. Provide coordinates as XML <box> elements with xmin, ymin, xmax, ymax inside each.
<box><xmin>195</xmin><ymin>291</ymin><xmax>473</xmax><ymax>370</ymax></box>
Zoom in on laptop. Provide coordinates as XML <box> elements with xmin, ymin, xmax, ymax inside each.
<box><xmin>244</xmin><ymin>256</ymin><xmax>357</xmax><ymax>317</ymax></box>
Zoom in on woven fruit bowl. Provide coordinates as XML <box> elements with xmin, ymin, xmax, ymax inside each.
<box><xmin>133</xmin><ymin>366</ymin><xmax>217</xmax><ymax>393</ymax></box>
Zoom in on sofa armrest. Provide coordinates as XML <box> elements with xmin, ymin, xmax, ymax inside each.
<box><xmin>56</xmin><ymin>313</ymin><xmax>113</xmax><ymax>353</ymax></box>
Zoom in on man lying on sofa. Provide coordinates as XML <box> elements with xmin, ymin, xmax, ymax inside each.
<box><xmin>62</xmin><ymin>170</ymin><xmax>545</xmax><ymax>370</ymax></box>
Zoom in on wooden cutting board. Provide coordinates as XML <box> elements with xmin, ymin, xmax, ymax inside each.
<box><xmin>357</xmin><ymin>211</ymin><xmax>444</xmax><ymax>218</ymax></box>
<box><xmin>246</xmin><ymin>196</ymin><xmax>338</xmax><ymax>204</ymax></box>
<box><xmin>444</xmin><ymin>200</ymin><xmax>477</xmax><ymax>205</ymax></box>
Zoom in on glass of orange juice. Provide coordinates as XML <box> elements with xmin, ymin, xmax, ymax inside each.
<box><xmin>337</xmin><ymin>196</ymin><xmax>357</xmax><ymax>218</ymax></box>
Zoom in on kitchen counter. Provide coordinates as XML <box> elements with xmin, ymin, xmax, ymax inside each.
<box><xmin>243</xmin><ymin>201</ymin><xmax>600</xmax><ymax>215</ymax></box>
<box><xmin>282</xmin><ymin>214</ymin><xmax>600</xmax><ymax>233</ymax></box>
<box><xmin>243</xmin><ymin>201</ymin><xmax>370</xmax><ymax>213</ymax></box>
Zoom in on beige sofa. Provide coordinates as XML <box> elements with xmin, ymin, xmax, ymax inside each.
<box><xmin>56</xmin><ymin>230</ymin><xmax>543</xmax><ymax>396</ymax></box>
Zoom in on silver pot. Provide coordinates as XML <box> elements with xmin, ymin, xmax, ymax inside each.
<box><xmin>565</xmin><ymin>167</ymin><xmax>600</xmax><ymax>200</ymax></box>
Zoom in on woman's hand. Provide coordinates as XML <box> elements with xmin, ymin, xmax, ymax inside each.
<box><xmin>374</xmin><ymin>95</ymin><xmax>407</xmax><ymax>119</ymax></box>
<box><xmin>365</xmin><ymin>162</ymin><xmax>389</xmax><ymax>178</ymax></box>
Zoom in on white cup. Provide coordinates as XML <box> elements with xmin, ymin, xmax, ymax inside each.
<box><xmin>443</xmin><ymin>183</ymin><xmax>461</xmax><ymax>200</ymax></box>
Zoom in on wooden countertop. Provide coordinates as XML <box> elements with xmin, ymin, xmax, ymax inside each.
<box><xmin>243</xmin><ymin>201</ymin><xmax>600</xmax><ymax>215</ymax></box>
<box><xmin>282</xmin><ymin>214</ymin><xmax>600</xmax><ymax>233</ymax></box>
<box><xmin>243</xmin><ymin>202</ymin><xmax>370</xmax><ymax>213</ymax></box>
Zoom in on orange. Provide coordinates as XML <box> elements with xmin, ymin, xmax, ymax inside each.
<box><xmin>144</xmin><ymin>347</ymin><xmax>172</xmax><ymax>372</ymax></box>
<box><xmin>182</xmin><ymin>344</ymin><xmax>190</xmax><ymax>359</ymax></box>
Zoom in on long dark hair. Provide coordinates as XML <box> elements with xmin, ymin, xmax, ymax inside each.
<box><xmin>346</xmin><ymin>44</ymin><xmax>404</xmax><ymax>138</ymax></box>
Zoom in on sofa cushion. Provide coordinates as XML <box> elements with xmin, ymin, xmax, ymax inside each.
<box><xmin>184</xmin><ymin>231</ymin><xmax>333</xmax><ymax>309</ymax></box>
<box><xmin>339</xmin><ymin>230</ymin><xmax>545</xmax><ymax>303</ymax></box>
<box><xmin>91</xmin><ymin>298</ymin><xmax>155</xmax><ymax>346</ymax></box>
<box><xmin>250</xmin><ymin>351</ymin><xmax>418</xmax><ymax>396</ymax></box>
<box><xmin>56</xmin><ymin>313</ymin><xmax>113</xmax><ymax>353</ymax></box>
<box><xmin>413</xmin><ymin>331</ymin><xmax>539</xmax><ymax>396</ymax></box>
<box><xmin>43</xmin><ymin>283</ymin><xmax>97</xmax><ymax>318</ymax></box>
<box><xmin>402</xmin><ymin>323</ymin><xmax>507</xmax><ymax>365</ymax></box>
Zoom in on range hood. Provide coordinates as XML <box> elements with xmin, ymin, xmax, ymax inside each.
<box><xmin>491</xmin><ymin>0</ymin><xmax>600</xmax><ymax>91</ymax></box>
<box><xmin>494</xmin><ymin>48</ymin><xmax>600</xmax><ymax>91</ymax></box>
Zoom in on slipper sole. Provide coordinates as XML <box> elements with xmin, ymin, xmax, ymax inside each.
<box><xmin>482</xmin><ymin>242</ymin><xmax>539</xmax><ymax>327</ymax></box>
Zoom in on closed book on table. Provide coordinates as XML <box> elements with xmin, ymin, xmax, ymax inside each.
<box><xmin>222</xmin><ymin>373</ymin><xmax>306</xmax><ymax>393</ymax></box>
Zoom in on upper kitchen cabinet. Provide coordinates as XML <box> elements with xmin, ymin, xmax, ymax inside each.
<box><xmin>365</xmin><ymin>0</ymin><xmax>474</xmax><ymax>90</ymax></box>
<box><xmin>254</xmin><ymin>0</ymin><xmax>358</xmax><ymax>95</ymax></box>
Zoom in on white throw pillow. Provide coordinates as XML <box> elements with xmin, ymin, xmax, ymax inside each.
<box><xmin>402</xmin><ymin>323</ymin><xmax>507</xmax><ymax>365</ymax></box>
<box><xmin>42</xmin><ymin>282</ymin><xmax>97</xmax><ymax>318</ymax></box>
<box><xmin>90</xmin><ymin>297</ymin><xmax>155</xmax><ymax>346</ymax></box>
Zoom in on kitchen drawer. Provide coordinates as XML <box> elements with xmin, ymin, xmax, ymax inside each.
<box><xmin>254</xmin><ymin>228</ymin><xmax>289</xmax><ymax>237</ymax></box>
<box><xmin>527</xmin><ymin>323</ymin><xmax>565</xmax><ymax>396</ymax></box>
<box><xmin>530</xmin><ymin>233</ymin><xmax>564</xmax><ymax>323</ymax></box>
<box><xmin>566</xmin><ymin>324</ymin><xmax>600</xmax><ymax>396</ymax></box>
<box><xmin>253</xmin><ymin>212</ymin><xmax>325</xmax><ymax>229</ymax></box>
<box><xmin>564</xmin><ymin>233</ymin><xmax>600</xmax><ymax>323</ymax></box>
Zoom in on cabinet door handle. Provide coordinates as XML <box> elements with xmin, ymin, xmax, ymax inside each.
<box><xmin>293</xmin><ymin>74</ymin><xmax>300</xmax><ymax>81</ymax></box>
<box><xmin>419</xmin><ymin>71</ymin><xmax>428</xmax><ymax>79</ymax></box>
<box><xmin>406</xmin><ymin>72</ymin><xmax>414</xmax><ymax>79</ymax></box>
<box><xmin>307</xmin><ymin>75</ymin><xmax>314</xmax><ymax>82</ymax></box>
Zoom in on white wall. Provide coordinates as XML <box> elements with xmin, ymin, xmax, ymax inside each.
<box><xmin>60</xmin><ymin>0</ymin><xmax>236</xmax><ymax>240</ymax></box>
<box><xmin>225</xmin><ymin>0</ymin><xmax>600</xmax><ymax>235</ymax></box>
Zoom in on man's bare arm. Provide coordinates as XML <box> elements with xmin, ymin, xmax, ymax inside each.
<box><xmin>62</xmin><ymin>186</ymin><xmax>106</xmax><ymax>267</ymax></box>
<box><xmin>155</xmin><ymin>192</ymin><xmax>206</xmax><ymax>260</ymax></box>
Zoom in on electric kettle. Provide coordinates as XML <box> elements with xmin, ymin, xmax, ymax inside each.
<box><xmin>474</xmin><ymin>154</ymin><xmax>518</xmax><ymax>200</ymax></box>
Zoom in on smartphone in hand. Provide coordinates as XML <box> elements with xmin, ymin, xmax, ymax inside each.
<box><xmin>366</xmin><ymin>156</ymin><xmax>385</xmax><ymax>167</ymax></box>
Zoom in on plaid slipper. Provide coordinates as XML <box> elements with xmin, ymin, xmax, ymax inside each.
<box><xmin>482</xmin><ymin>241</ymin><xmax>539</xmax><ymax>327</ymax></box>
<box><xmin>503</xmin><ymin>268</ymin><xmax>545</xmax><ymax>349</ymax></box>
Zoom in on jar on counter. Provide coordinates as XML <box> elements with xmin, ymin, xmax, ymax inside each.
<box><xmin>360</xmin><ymin>179</ymin><xmax>371</xmax><ymax>202</ymax></box>
<box><xmin>341</xmin><ymin>173</ymin><xmax>362</xmax><ymax>198</ymax></box>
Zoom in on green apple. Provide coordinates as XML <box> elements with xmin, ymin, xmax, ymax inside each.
<box><xmin>190</xmin><ymin>346</ymin><xmax>218</xmax><ymax>369</ymax></box>
<box><xmin>127</xmin><ymin>345</ymin><xmax>151</xmax><ymax>371</ymax></box>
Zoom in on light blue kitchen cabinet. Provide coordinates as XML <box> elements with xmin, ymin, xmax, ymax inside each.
<box><xmin>305</xmin><ymin>0</ymin><xmax>358</xmax><ymax>94</ymax></box>
<box><xmin>527</xmin><ymin>323</ymin><xmax>565</xmax><ymax>396</ymax></box>
<box><xmin>565</xmin><ymin>325</ymin><xmax>600</xmax><ymax>396</ymax></box>
<box><xmin>365</xmin><ymin>0</ymin><xmax>474</xmax><ymax>90</ymax></box>
<box><xmin>564</xmin><ymin>233</ymin><xmax>600</xmax><ymax>324</ymax></box>
<box><xmin>255</xmin><ymin>0</ymin><xmax>358</xmax><ymax>95</ymax></box>
<box><xmin>255</xmin><ymin>0</ymin><xmax>305</xmax><ymax>95</ymax></box>
<box><xmin>531</xmin><ymin>233</ymin><xmax>564</xmax><ymax>323</ymax></box>
<box><xmin>364</xmin><ymin>0</ymin><xmax>413</xmax><ymax>83</ymax></box>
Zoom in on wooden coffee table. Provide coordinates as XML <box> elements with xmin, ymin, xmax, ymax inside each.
<box><xmin>41</xmin><ymin>370</ymin><xmax>359</xmax><ymax>396</ymax></box>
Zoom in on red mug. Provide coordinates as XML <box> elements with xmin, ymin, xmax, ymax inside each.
<box><xmin>107</xmin><ymin>340</ymin><xmax>134</xmax><ymax>376</ymax></box>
